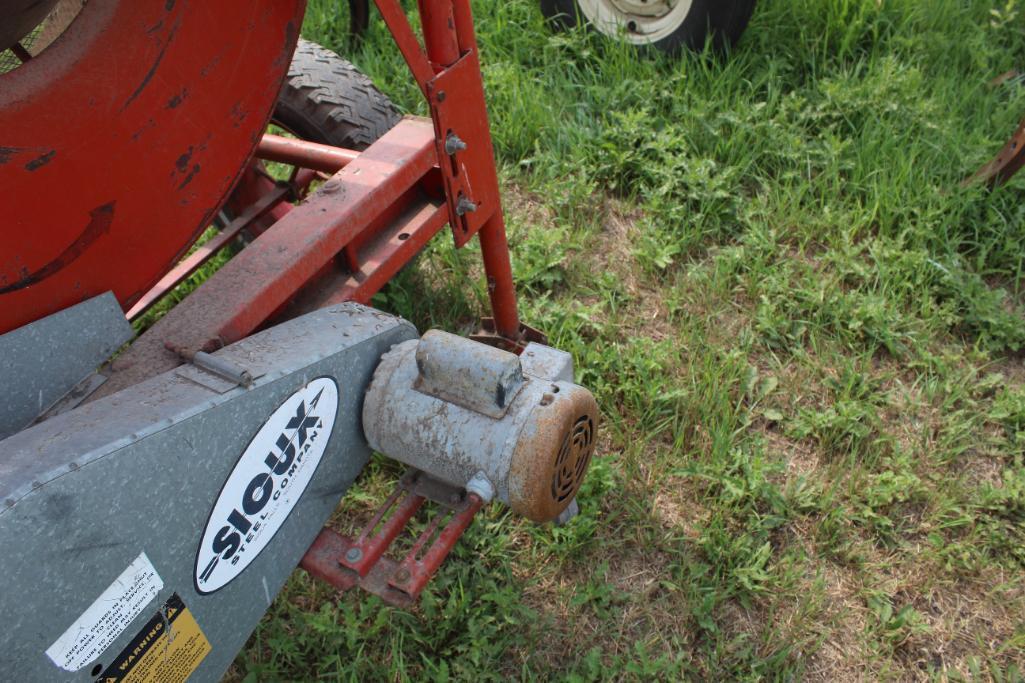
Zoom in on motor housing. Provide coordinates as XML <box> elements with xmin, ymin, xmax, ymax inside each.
<box><xmin>362</xmin><ymin>331</ymin><xmax>598</xmax><ymax>523</ymax></box>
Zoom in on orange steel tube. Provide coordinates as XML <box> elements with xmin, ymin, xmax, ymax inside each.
<box><xmin>376</xmin><ymin>0</ymin><xmax>523</xmax><ymax>343</ymax></box>
<box><xmin>418</xmin><ymin>0</ymin><xmax>460</xmax><ymax>68</ymax></box>
<box><xmin>256</xmin><ymin>134</ymin><xmax>360</xmax><ymax>173</ymax></box>
<box><xmin>477</xmin><ymin>213</ymin><xmax>521</xmax><ymax>340</ymax></box>
<box><xmin>450</xmin><ymin>0</ymin><xmax>477</xmax><ymax>55</ymax></box>
<box><xmin>417</xmin><ymin>0</ymin><xmax>521</xmax><ymax>341</ymax></box>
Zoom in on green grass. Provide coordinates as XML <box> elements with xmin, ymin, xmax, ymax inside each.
<box><xmin>230</xmin><ymin>1</ymin><xmax>1025</xmax><ymax>680</ymax></box>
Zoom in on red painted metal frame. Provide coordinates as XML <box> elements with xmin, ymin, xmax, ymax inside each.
<box><xmin>127</xmin><ymin>161</ymin><xmax>325</xmax><ymax>320</ymax></box>
<box><xmin>300</xmin><ymin>471</ymin><xmax>484</xmax><ymax>607</ymax></box>
<box><xmin>374</xmin><ymin>0</ymin><xmax>524</xmax><ymax>344</ymax></box>
<box><xmin>95</xmin><ymin>118</ymin><xmax>439</xmax><ymax>397</ymax></box>
<box><xmin>342</xmin><ymin>488</ymin><xmax>426</xmax><ymax>577</ymax></box>
<box><xmin>257</xmin><ymin>134</ymin><xmax>360</xmax><ymax>174</ymax></box>
<box><xmin>388</xmin><ymin>494</ymin><xmax>483</xmax><ymax>598</ymax></box>
<box><xmin>126</xmin><ymin>184</ymin><xmax>291</xmax><ymax>321</ymax></box>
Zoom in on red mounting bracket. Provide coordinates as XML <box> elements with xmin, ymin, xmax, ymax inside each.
<box><xmin>374</xmin><ymin>0</ymin><xmax>502</xmax><ymax>248</ymax></box>
<box><xmin>300</xmin><ymin>470</ymin><xmax>484</xmax><ymax>607</ymax></box>
<box><xmin>470</xmin><ymin>317</ymin><xmax>548</xmax><ymax>354</ymax></box>
<box><xmin>425</xmin><ymin>49</ymin><xmax>502</xmax><ymax>247</ymax></box>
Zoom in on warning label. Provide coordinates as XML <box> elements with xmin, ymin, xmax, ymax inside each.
<box><xmin>97</xmin><ymin>593</ymin><xmax>211</xmax><ymax>683</ymax></box>
<box><xmin>46</xmin><ymin>552</ymin><xmax>163</xmax><ymax>671</ymax></box>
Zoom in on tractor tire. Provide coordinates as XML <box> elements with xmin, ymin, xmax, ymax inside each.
<box><xmin>221</xmin><ymin>39</ymin><xmax>399</xmax><ymax>233</ymax></box>
<box><xmin>539</xmin><ymin>0</ymin><xmax>757</xmax><ymax>56</ymax></box>
<box><xmin>274</xmin><ymin>38</ymin><xmax>401</xmax><ymax>150</ymax></box>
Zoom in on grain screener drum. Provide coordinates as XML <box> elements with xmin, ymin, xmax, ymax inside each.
<box><xmin>0</xmin><ymin>0</ymin><xmax>304</xmax><ymax>333</ymax></box>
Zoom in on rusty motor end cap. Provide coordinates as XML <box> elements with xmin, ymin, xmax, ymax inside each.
<box><xmin>507</xmin><ymin>383</ymin><xmax>599</xmax><ymax>523</ymax></box>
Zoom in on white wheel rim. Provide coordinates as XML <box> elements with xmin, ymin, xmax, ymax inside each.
<box><xmin>576</xmin><ymin>0</ymin><xmax>695</xmax><ymax>45</ymax></box>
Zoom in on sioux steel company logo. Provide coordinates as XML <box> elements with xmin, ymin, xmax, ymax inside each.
<box><xmin>195</xmin><ymin>377</ymin><xmax>339</xmax><ymax>594</ymax></box>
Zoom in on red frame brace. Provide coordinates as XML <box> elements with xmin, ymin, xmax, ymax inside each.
<box><xmin>111</xmin><ymin>0</ymin><xmax>537</xmax><ymax>400</ymax></box>
<box><xmin>300</xmin><ymin>471</ymin><xmax>484</xmax><ymax>607</ymax></box>
<box><xmin>375</xmin><ymin>0</ymin><xmax>529</xmax><ymax>347</ymax></box>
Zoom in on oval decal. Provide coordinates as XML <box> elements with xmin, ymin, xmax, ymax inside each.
<box><xmin>195</xmin><ymin>377</ymin><xmax>339</xmax><ymax>594</ymax></box>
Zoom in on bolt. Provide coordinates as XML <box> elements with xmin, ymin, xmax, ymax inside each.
<box><xmin>321</xmin><ymin>180</ymin><xmax>341</xmax><ymax>194</ymax></box>
<box><xmin>455</xmin><ymin>196</ymin><xmax>478</xmax><ymax>215</ymax></box>
<box><xmin>436</xmin><ymin>90</ymin><xmax>446</xmax><ymax>102</ymax></box>
<box><xmin>345</xmin><ymin>547</ymin><xmax>363</xmax><ymax>563</ymax></box>
<box><xmin>393</xmin><ymin>568</ymin><xmax>411</xmax><ymax>583</ymax></box>
<box><xmin>445</xmin><ymin>133</ymin><xmax>467</xmax><ymax>155</ymax></box>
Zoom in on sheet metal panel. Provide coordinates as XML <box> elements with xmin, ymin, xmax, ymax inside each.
<box><xmin>0</xmin><ymin>291</ymin><xmax>131</xmax><ymax>439</ymax></box>
<box><xmin>0</xmin><ymin>302</ymin><xmax>416</xmax><ymax>682</ymax></box>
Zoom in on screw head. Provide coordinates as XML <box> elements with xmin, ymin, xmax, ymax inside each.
<box><xmin>345</xmin><ymin>547</ymin><xmax>363</xmax><ymax>563</ymax></box>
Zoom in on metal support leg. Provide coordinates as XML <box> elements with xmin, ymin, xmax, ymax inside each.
<box><xmin>478</xmin><ymin>214</ymin><xmax>522</xmax><ymax>341</ymax></box>
<box><xmin>299</xmin><ymin>470</ymin><xmax>486</xmax><ymax>607</ymax></box>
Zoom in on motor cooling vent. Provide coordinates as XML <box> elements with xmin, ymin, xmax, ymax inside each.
<box><xmin>550</xmin><ymin>414</ymin><xmax>595</xmax><ymax>504</ymax></box>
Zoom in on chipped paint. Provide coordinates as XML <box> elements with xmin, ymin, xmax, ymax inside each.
<box><xmin>122</xmin><ymin>18</ymin><xmax>181</xmax><ymax>111</ymax></box>
<box><xmin>178</xmin><ymin>163</ymin><xmax>201</xmax><ymax>190</ymax></box>
<box><xmin>0</xmin><ymin>146</ymin><xmax>24</xmax><ymax>165</ymax></box>
<box><xmin>24</xmin><ymin>149</ymin><xmax>55</xmax><ymax>171</ymax></box>
<box><xmin>166</xmin><ymin>88</ymin><xmax>188</xmax><ymax>109</ymax></box>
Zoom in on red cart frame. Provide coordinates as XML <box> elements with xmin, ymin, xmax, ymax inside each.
<box><xmin>102</xmin><ymin>0</ymin><xmax>539</xmax><ymax>400</ymax></box>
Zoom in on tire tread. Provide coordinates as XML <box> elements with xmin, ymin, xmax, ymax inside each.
<box><xmin>276</xmin><ymin>39</ymin><xmax>401</xmax><ymax>150</ymax></box>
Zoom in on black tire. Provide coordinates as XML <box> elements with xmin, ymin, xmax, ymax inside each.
<box><xmin>539</xmin><ymin>0</ymin><xmax>756</xmax><ymax>56</ymax></box>
<box><xmin>273</xmin><ymin>38</ymin><xmax>400</xmax><ymax>151</ymax></box>
<box><xmin>221</xmin><ymin>39</ymin><xmax>399</xmax><ymax>230</ymax></box>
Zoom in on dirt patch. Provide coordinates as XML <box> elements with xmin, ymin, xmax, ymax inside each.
<box><xmin>652</xmin><ymin>475</ymin><xmax>709</xmax><ymax>539</ymax></box>
<box><xmin>802</xmin><ymin>562</ymin><xmax>877</xmax><ymax>682</ymax></box>
<box><xmin>517</xmin><ymin>543</ymin><xmax>690</xmax><ymax>672</ymax></box>
<box><xmin>763</xmin><ymin>429</ymin><xmax>822</xmax><ymax>479</ymax></box>
<box><xmin>992</xmin><ymin>356</ymin><xmax>1025</xmax><ymax>388</ymax></box>
<box><xmin>885</xmin><ymin>558</ymin><xmax>1025</xmax><ymax>680</ymax></box>
<box><xmin>962</xmin><ymin>453</ymin><xmax>1005</xmax><ymax>488</ymax></box>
